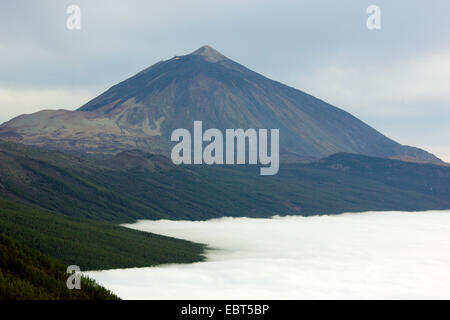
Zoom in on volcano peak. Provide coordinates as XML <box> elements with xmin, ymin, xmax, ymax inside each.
<box><xmin>190</xmin><ymin>45</ymin><xmax>227</xmax><ymax>62</ymax></box>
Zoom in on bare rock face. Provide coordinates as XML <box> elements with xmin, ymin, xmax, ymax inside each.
<box><xmin>0</xmin><ymin>45</ymin><xmax>442</xmax><ymax>163</ymax></box>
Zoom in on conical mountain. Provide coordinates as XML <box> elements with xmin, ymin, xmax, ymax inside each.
<box><xmin>0</xmin><ymin>46</ymin><xmax>441</xmax><ymax>163</ymax></box>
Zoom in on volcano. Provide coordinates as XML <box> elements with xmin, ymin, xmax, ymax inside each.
<box><xmin>0</xmin><ymin>45</ymin><xmax>441</xmax><ymax>163</ymax></box>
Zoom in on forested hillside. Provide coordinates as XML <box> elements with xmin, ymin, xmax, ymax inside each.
<box><xmin>0</xmin><ymin>198</ymin><xmax>205</xmax><ymax>270</ymax></box>
<box><xmin>0</xmin><ymin>233</ymin><xmax>119</xmax><ymax>300</ymax></box>
<box><xmin>1</xmin><ymin>141</ymin><xmax>449</xmax><ymax>223</ymax></box>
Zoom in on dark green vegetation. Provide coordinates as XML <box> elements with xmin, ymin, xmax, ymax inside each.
<box><xmin>311</xmin><ymin>152</ymin><xmax>450</xmax><ymax>202</ymax></box>
<box><xmin>0</xmin><ymin>46</ymin><xmax>440</xmax><ymax>163</ymax></box>
<box><xmin>0</xmin><ymin>233</ymin><xmax>119</xmax><ymax>300</ymax></box>
<box><xmin>1</xmin><ymin>140</ymin><xmax>449</xmax><ymax>224</ymax></box>
<box><xmin>0</xmin><ymin>198</ymin><xmax>205</xmax><ymax>270</ymax></box>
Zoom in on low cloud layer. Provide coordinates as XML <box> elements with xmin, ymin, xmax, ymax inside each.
<box><xmin>87</xmin><ymin>211</ymin><xmax>450</xmax><ymax>299</ymax></box>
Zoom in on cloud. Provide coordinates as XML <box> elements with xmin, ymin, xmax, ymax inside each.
<box><xmin>295</xmin><ymin>52</ymin><xmax>450</xmax><ymax>117</ymax></box>
<box><xmin>86</xmin><ymin>211</ymin><xmax>450</xmax><ymax>299</ymax></box>
<box><xmin>292</xmin><ymin>52</ymin><xmax>450</xmax><ymax>160</ymax></box>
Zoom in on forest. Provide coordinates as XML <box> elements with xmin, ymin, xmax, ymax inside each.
<box><xmin>0</xmin><ymin>233</ymin><xmax>119</xmax><ymax>299</ymax></box>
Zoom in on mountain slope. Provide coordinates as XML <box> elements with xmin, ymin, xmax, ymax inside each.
<box><xmin>310</xmin><ymin>152</ymin><xmax>450</xmax><ymax>200</ymax></box>
<box><xmin>0</xmin><ymin>233</ymin><xmax>119</xmax><ymax>300</ymax></box>
<box><xmin>0</xmin><ymin>197</ymin><xmax>205</xmax><ymax>270</ymax></box>
<box><xmin>1</xmin><ymin>141</ymin><xmax>448</xmax><ymax>223</ymax></box>
<box><xmin>0</xmin><ymin>46</ymin><xmax>441</xmax><ymax>163</ymax></box>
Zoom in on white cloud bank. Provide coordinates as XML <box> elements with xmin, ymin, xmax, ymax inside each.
<box><xmin>87</xmin><ymin>211</ymin><xmax>450</xmax><ymax>300</ymax></box>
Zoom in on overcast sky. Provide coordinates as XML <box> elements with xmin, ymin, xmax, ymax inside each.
<box><xmin>0</xmin><ymin>1</ymin><xmax>449</xmax><ymax>161</ymax></box>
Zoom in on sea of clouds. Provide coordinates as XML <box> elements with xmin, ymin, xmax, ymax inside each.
<box><xmin>86</xmin><ymin>211</ymin><xmax>450</xmax><ymax>299</ymax></box>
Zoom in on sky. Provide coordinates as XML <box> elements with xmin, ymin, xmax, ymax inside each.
<box><xmin>87</xmin><ymin>211</ymin><xmax>450</xmax><ymax>299</ymax></box>
<box><xmin>0</xmin><ymin>1</ymin><xmax>449</xmax><ymax>161</ymax></box>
